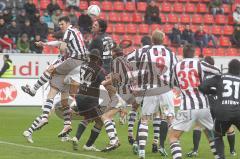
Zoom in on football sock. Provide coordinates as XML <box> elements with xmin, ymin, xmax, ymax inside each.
<box><xmin>27</xmin><ymin>116</ymin><xmax>42</xmax><ymax>134</ymax></box>
<box><xmin>75</xmin><ymin>121</ymin><xmax>87</xmax><ymax>140</ymax></box>
<box><xmin>33</xmin><ymin>72</ymin><xmax>51</xmax><ymax>91</ymax></box>
<box><xmin>112</xmin><ymin>120</ymin><xmax>119</xmax><ymax>141</ymax></box>
<box><xmin>193</xmin><ymin>129</ymin><xmax>202</xmax><ymax>152</ymax></box>
<box><xmin>128</xmin><ymin>110</ymin><xmax>137</xmax><ymax>137</ymax></box>
<box><xmin>153</xmin><ymin>116</ymin><xmax>161</xmax><ymax>144</ymax></box>
<box><xmin>227</xmin><ymin>131</ymin><xmax>235</xmax><ymax>152</ymax></box>
<box><xmin>160</xmin><ymin>119</ymin><xmax>168</xmax><ymax>148</ymax></box>
<box><xmin>210</xmin><ymin>139</ymin><xmax>222</xmax><ymax>159</ymax></box>
<box><xmin>170</xmin><ymin>141</ymin><xmax>182</xmax><ymax>159</ymax></box>
<box><xmin>104</xmin><ymin>120</ymin><xmax>117</xmax><ymax>145</ymax></box>
<box><xmin>86</xmin><ymin>126</ymin><xmax>101</xmax><ymax>147</ymax></box>
<box><xmin>63</xmin><ymin>106</ymin><xmax>71</xmax><ymax>126</ymax></box>
<box><xmin>41</xmin><ymin>99</ymin><xmax>54</xmax><ymax>119</ymax></box>
<box><xmin>138</xmin><ymin>123</ymin><xmax>148</xmax><ymax>151</ymax></box>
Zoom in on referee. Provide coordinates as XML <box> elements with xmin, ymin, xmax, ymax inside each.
<box><xmin>199</xmin><ymin>59</ymin><xmax>240</xmax><ymax>159</ymax></box>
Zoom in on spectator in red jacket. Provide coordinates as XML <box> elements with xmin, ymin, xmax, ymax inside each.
<box><xmin>144</xmin><ymin>0</ymin><xmax>161</xmax><ymax>24</ymax></box>
<box><xmin>0</xmin><ymin>34</ymin><xmax>13</xmax><ymax>51</ymax></box>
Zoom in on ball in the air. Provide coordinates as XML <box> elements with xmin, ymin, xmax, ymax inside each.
<box><xmin>87</xmin><ymin>5</ymin><xmax>101</xmax><ymax>17</ymax></box>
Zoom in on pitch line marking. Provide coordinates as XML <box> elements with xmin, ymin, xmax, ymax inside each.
<box><xmin>0</xmin><ymin>140</ymin><xmax>108</xmax><ymax>159</ymax></box>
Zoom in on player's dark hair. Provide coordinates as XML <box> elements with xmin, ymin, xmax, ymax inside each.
<box><xmin>228</xmin><ymin>59</ymin><xmax>240</xmax><ymax>75</ymax></box>
<box><xmin>89</xmin><ymin>49</ymin><xmax>101</xmax><ymax>62</ymax></box>
<box><xmin>97</xmin><ymin>19</ymin><xmax>107</xmax><ymax>33</ymax></box>
<box><xmin>112</xmin><ymin>47</ymin><xmax>123</xmax><ymax>57</ymax></box>
<box><xmin>141</xmin><ymin>36</ymin><xmax>152</xmax><ymax>46</ymax></box>
<box><xmin>58</xmin><ymin>16</ymin><xmax>70</xmax><ymax>23</ymax></box>
<box><xmin>204</xmin><ymin>56</ymin><xmax>215</xmax><ymax>65</ymax></box>
<box><xmin>3</xmin><ymin>54</ymin><xmax>9</xmax><ymax>59</ymax></box>
<box><xmin>183</xmin><ymin>44</ymin><xmax>195</xmax><ymax>58</ymax></box>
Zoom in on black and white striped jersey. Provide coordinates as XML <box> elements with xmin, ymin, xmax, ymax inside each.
<box><xmin>138</xmin><ymin>45</ymin><xmax>178</xmax><ymax>89</ymax></box>
<box><xmin>63</xmin><ymin>25</ymin><xmax>87</xmax><ymax>60</ymax></box>
<box><xmin>112</xmin><ymin>56</ymin><xmax>134</xmax><ymax>94</ymax></box>
<box><xmin>173</xmin><ymin>58</ymin><xmax>221</xmax><ymax>110</ymax></box>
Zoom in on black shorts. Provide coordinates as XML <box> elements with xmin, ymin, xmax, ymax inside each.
<box><xmin>214</xmin><ymin>120</ymin><xmax>240</xmax><ymax>136</ymax></box>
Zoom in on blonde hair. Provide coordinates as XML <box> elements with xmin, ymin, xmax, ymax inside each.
<box><xmin>152</xmin><ymin>29</ymin><xmax>165</xmax><ymax>45</ymax></box>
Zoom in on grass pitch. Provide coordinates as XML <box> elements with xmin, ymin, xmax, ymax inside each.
<box><xmin>0</xmin><ymin>107</ymin><xmax>239</xmax><ymax>159</ymax></box>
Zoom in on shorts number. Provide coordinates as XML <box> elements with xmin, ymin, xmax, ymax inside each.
<box><xmin>177</xmin><ymin>70</ymin><xmax>200</xmax><ymax>90</ymax></box>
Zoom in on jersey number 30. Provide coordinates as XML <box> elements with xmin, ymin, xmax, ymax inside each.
<box><xmin>177</xmin><ymin>69</ymin><xmax>200</xmax><ymax>90</ymax></box>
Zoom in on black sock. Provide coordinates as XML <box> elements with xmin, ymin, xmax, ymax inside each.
<box><xmin>227</xmin><ymin>131</ymin><xmax>235</xmax><ymax>152</ymax></box>
<box><xmin>193</xmin><ymin>129</ymin><xmax>201</xmax><ymax>152</ymax></box>
<box><xmin>214</xmin><ymin>137</ymin><xmax>225</xmax><ymax>159</ymax></box>
<box><xmin>86</xmin><ymin>126</ymin><xmax>101</xmax><ymax>147</ymax></box>
<box><xmin>75</xmin><ymin>121</ymin><xmax>87</xmax><ymax>140</ymax></box>
<box><xmin>160</xmin><ymin>120</ymin><xmax>168</xmax><ymax>148</ymax></box>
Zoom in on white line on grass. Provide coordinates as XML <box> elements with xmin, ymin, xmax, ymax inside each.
<box><xmin>0</xmin><ymin>140</ymin><xmax>107</xmax><ymax>159</ymax></box>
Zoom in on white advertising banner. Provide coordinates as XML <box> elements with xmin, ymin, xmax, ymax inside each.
<box><xmin>0</xmin><ymin>79</ymin><xmax>44</xmax><ymax>106</ymax></box>
<box><xmin>0</xmin><ymin>54</ymin><xmax>58</xmax><ymax>78</ymax></box>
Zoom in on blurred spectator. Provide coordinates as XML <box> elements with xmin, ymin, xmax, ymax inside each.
<box><xmin>69</xmin><ymin>8</ymin><xmax>78</xmax><ymax>27</ymax></box>
<box><xmin>31</xmin><ymin>10</ymin><xmax>41</xmax><ymax>24</ymax></box>
<box><xmin>169</xmin><ymin>24</ymin><xmax>182</xmax><ymax>46</ymax></box>
<box><xmin>30</xmin><ymin>34</ymin><xmax>43</xmax><ymax>53</ymax></box>
<box><xmin>20</xmin><ymin>19</ymin><xmax>34</xmax><ymax>39</ymax></box>
<box><xmin>182</xmin><ymin>25</ymin><xmax>194</xmax><ymax>45</ymax></box>
<box><xmin>222</xmin><ymin>0</ymin><xmax>234</xmax><ymax>4</ymax></box>
<box><xmin>0</xmin><ymin>18</ymin><xmax>7</xmax><ymax>37</ymax></box>
<box><xmin>209</xmin><ymin>0</ymin><xmax>224</xmax><ymax>17</ymax></box>
<box><xmin>47</xmin><ymin>23</ymin><xmax>55</xmax><ymax>40</ymax></box>
<box><xmin>233</xmin><ymin>4</ymin><xmax>240</xmax><ymax>26</ymax></box>
<box><xmin>2</xmin><ymin>9</ymin><xmax>12</xmax><ymax>24</ymax></box>
<box><xmin>0</xmin><ymin>2</ymin><xmax>6</xmax><ymax>12</ymax></box>
<box><xmin>52</xmin><ymin>9</ymin><xmax>62</xmax><ymax>29</ymax></box>
<box><xmin>66</xmin><ymin>0</ymin><xmax>80</xmax><ymax>11</ymax></box>
<box><xmin>17</xmin><ymin>33</ymin><xmax>30</xmax><ymax>53</ymax></box>
<box><xmin>47</xmin><ymin>0</ymin><xmax>61</xmax><ymax>16</ymax></box>
<box><xmin>144</xmin><ymin>0</ymin><xmax>161</xmax><ymax>24</ymax></box>
<box><xmin>0</xmin><ymin>34</ymin><xmax>13</xmax><ymax>52</ymax></box>
<box><xmin>41</xmin><ymin>10</ymin><xmax>52</xmax><ymax>24</ymax></box>
<box><xmin>231</xmin><ymin>26</ymin><xmax>240</xmax><ymax>47</ymax></box>
<box><xmin>0</xmin><ymin>54</ymin><xmax>13</xmax><ymax>78</ymax></box>
<box><xmin>8</xmin><ymin>20</ymin><xmax>20</xmax><ymax>43</ymax></box>
<box><xmin>194</xmin><ymin>25</ymin><xmax>217</xmax><ymax>55</ymax></box>
<box><xmin>78</xmin><ymin>10</ymin><xmax>92</xmax><ymax>34</ymax></box>
<box><xmin>16</xmin><ymin>10</ymin><xmax>29</xmax><ymax>26</ymax></box>
<box><xmin>34</xmin><ymin>17</ymin><xmax>48</xmax><ymax>40</ymax></box>
<box><xmin>24</xmin><ymin>0</ymin><xmax>36</xmax><ymax>22</ymax></box>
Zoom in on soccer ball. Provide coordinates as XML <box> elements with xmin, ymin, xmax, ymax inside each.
<box><xmin>87</xmin><ymin>5</ymin><xmax>101</xmax><ymax>17</ymax></box>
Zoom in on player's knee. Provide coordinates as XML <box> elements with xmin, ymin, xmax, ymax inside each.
<box><xmin>47</xmin><ymin>65</ymin><xmax>55</xmax><ymax>74</ymax></box>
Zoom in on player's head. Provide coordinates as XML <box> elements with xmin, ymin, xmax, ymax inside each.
<box><xmin>141</xmin><ymin>36</ymin><xmax>152</xmax><ymax>46</ymax></box>
<box><xmin>228</xmin><ymin>59</ymin><xmax>240</xmax><ymax>75</ymax></box>
<box><xmin>112</xmin><ymin>46</ymin><xmax>123</xmax><ymax>58</ymax></box>
<box><xmin>204</xmin><ymin>56</ymin><xmax>215</xmax><ymax>65</ymax></box>
<box><xmin>58</xmin><ymin>16</ymin><xmax>71</xmax><ymax>32</ymax></box>
<box><xmin>3</xmin><ymin>54</ymin><xmax>9</xmax><ymax>61</ymax></box>
<box><xmin>89</xmin><ymin>49</ymin><xmax>102</xmax><ymax>63</ymax></box>
<box><xmin>152</xmin><ymin>30</ymin><xmax>165</xmax><ymax>45</ymax></box>
<box><xmin>92</xmin><ymin>19</ymin><xmax>107</xmax><ymax>34</ymax></box>
<box><xmin>183</xmin><ymin>44</ymin><xmax>195</xmax><ymax>58</ymax></box>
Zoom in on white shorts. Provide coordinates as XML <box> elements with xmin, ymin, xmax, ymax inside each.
<box><xmin>109</xmin><ymin>93</ymin><xmax>135</xmax><ymax>108</ymax></box>
<box><xmin>171</xmin><ymin>108</ymin><xmax>214</xmax><ymax>132</ymax></box>
<box><xmin>141</xmin><ymin>96</ymin><xmax>161</xmax><ymax>116</ymax></box>
<box><xmin>158</xmin><ymin>90</ymin><xmax>175</xmax><ymax>117</ymax></box>
<box><xmin>50</xmin><ymin>74</ymin><xmax>70</xmax><ymax>93</ymax></box>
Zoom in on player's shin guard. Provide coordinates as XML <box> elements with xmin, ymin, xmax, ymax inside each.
<box><xmin>128</xmin><ymin>110</ymin><xmax>137</xmax><ymax>137</ymax></box>
<box><xmin>41</xmin><ymin>99</ymin><xmax>54</xmax><ymax>119</ymax></box>
<box><xmin>193</xmin><ymin>129</ymin><xmax>202</xmax><ymax>152</ymax></box>
<box><xmin>33</xmin><ymin>72</ymin><xmax>51</xmax><ymax>91</ymax></box>
<box><xmin>170</xmin><ymin>141</ymin><xmax>182</xmax><ymax>159</ymax></box>
<box><xmin>76</xmin><ymin>121</ymin><xmax>88</xmax><ymax>140</ymax></box>
<box><xmin>104</xmin><ymin>120</ymin><xmax>117</xmax><ymax>144</ymax></box>
<box><xmin>138</xmin><ymin>123</ymin><xmax>148</xmax><ymax>151</ymax></box>
<box><xmin>227</xmin><ymin>131</ymin><xmax>235</xmax><ymax>153</ymax></box>
<box><xmin>153</xmin><ymin>116</ymin><xmax>161</xmax><ymax>144</ymax></box>
<box><xmin>86</xmin><ymin>126</ymin><xmax>101</xmax><ymax>147</ymax></box>
<box><xmin>27</xmin><ymin>116</ymin><xmax>42</xmax><ymax>134</ymax></box>
<box><xmin>63</xmin><ymin>106</ymin><xmax>72</xmax><ymax>126</ymax></box>
<box><xmin>160</xmin><ymin>119</ymin><xmax>168</xmax><ymax>148</ymax></box>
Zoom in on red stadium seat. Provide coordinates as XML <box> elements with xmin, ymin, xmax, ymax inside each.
<box><xmin>179</xmin><ymin>25</ymin><xmax>184</xmax><ymax>32</ymax></box>
<box><xmin>90</xmin><ymin>1</ymin><xmax>101</xmax><ymax>6</ymax></box>
<box><xmin>195</xmin><ymin>48</ymin><xmax>201</xmax><ymax>56</ymax></box>
<box><xmin>227</xmin><ymin>48</ymin><xmax>238</xmax><ymax>56</ymax></box>
<box><xmin>115</xmin><ymin>24</ymin><xmax>125</xmax><ymax>34</ymax></box>
<box><xmin>215</xmin><ymin>48</ymin><xmax>225</xmax><ymax>56</ymax></box>
<box><xmin>197</xmin><ymin>3</ymin><xmax>207</xmax><ymax>13</ymax></box>
<box><xmin>151</xmin><ymin>24</ymin><xmax>162</xmax><ymax>32</ymax></box>
<box><xmin>173</xmin><ymin>3</ymin><xmax>184</xmax><ymax>13</ymax></box>
<box><xmin>112</xmin><ymin>34</ymin><xmax>120</xmax><ymax>44</ymax></box>
<box><xmin>161</xmin><ymin>3</ymin><xmax>171</xmax><ymax>12</ymax></box>
<box><xmin>178</xmin><ymin>0</ymin><xmax>188</xmax><ymax>3</ymax></box>
<box><xmin>204</xmin><ymin>14</ymin><xmax>214</xmax><ymax>25</ymax></box>
<box><xmin>57</xmin><ymin>0</ymin><xmax>65</xmax><ymax>10</ymax></box>
<box><xmin>219</xmin><ymin>36</ymin><xmax>231</xmax><ymax>47</ymax></box>
<box><xmin>189</xmin><ymin>0</ymin><xmax>199</xmax><ymax>2</ymax></box>
<box><xmin>223</xmin><ymin>4</ymin><xmax>230</xmax><ymax>14</ymax></box>
<box><xmin>190</xmin><ymin>25</ymin><xmax>198</xmax><ymax>32</ymax></box>
<box><xmin>33</xmin><ymin>0</ymin><xmax>39</xmax><ymax>8</ymax></box>
<box><xmin>185</xmin><ymin>3</ymin><xmax>195</xmax><ymax>13</ymax></box>
<box><xmin>180</xmin><ymin>14</ymin><xmax>191</xmax><ymax>24</ymax></box>
<box><xmin>215</xmin><ymin>15</ymin><xmax>226</xmax><ymax>25</ymax></box>
<box><xmin>126</xmin><ymin>24</ymin><xmax>137</xmax><ymax>34</ymax></box>
<box><xmin>106</xmin><ymin>24</ymin><xmax>113</xmax><ymax>33</ymax></box>
<box><xmin>163</xmin><ymin>36</ymin><xmax>170</xmax><ymax>46</ymax></box>
<box><xmin>160</xmin><ymin>14</ymin><xmax>166</xmax><ymax>23</ymax></box>
<box><xmin>101</xmin><ymin>1</ymin><xmax>113</xmax><ymax>11</ymax></box>
<box><xmin>109</xmin><ymin>12</ymin><xmax>120</xmax><ymax>22</ymax></box>
<box><xmin>223</xmin><ymin>26</ymin><xmax>234</xmax><ymax>35</ymax></box>
<box><xmin>203</xmin><ymin>48</ymin><xmax>214</xmax><ymax>56</ymax></box>
<box><xmin>203</xmin><ymin>25</ymin><xmax>211</xmax><ymax>34</ymax></box>
<box><xmin>79</xmin><ymin>1</ymin><xmax>88</xmax><ymax>10</ymax></box>
<box><xmin>192</xmin><ymin>14</ymin><xmax>203</xmax><ymax>24</ymax></box>
<box><xmin>99</xmin><ymin>12</ymin><xmax>107</xmax><ymax>20</ymax></box>
<box><xmin>122</xmin><ymin>35</ymin><xmax>132</xmax><ymax>41</ymax></box>
<box><xmin>228</xmin><ymin>15</ymin><xmax>234</xmax><ymax>25</ymax></box>
<box><xmin>120</xmin><ymin>13</ymin><xmax>132</xmax><ymax>23</ymax></box>
<box><xmin>133</xmin><ymin>35</ymin><xmax>142</xmax><ymax>46</ymax></box>
<box><xmin>176</xmin><ymin>47</ymin><xmax>183</xmax><ymax>56</ymax></box>
<box><xmin>139</xmin><ymin>24</ymin><xmax>150</xmax><ymax>34</ymax></box>
<box><xmin>168</xmin><ymin>14</ymin><xmax>179</xmax><ymax>23</ymax></box>
<box><xmin>113</xmin><ymin>2</ymin><xmax>124</xmax><ymax>11</ymax></box>
<box><xmin>212</xmin><ymin>25</ymin><xmax>222</xmax><ymax>35</ymax></box>
<box><xmin>164</xmin><ymin>24</ymin><xmax>173</xmax><ymax>33</ymax></box>
<box><xmin>40</xmin><ymin>0</ymin><xmax>50</xmax><ymax>9</ymax></box>
<box><xmin>132</xmin><ymin>13</ymin><xmax>143</xmax><ymax>23</ymax></box>
<box><xmin>125</xmin><ymin>2</ymin><xmax>136</xmax><ymax>12</ymax></box>
<box><xmin>137</xmin><ymin>2</ymin><xmax>147</xmax><ymax>12</ymax></box>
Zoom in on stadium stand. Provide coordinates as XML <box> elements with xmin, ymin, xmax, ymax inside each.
<box><xmin>0</xmin><ymin>0</ymin><xmax>239</xmax><ymax>56</ymax></box>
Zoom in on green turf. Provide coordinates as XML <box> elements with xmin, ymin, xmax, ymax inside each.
<box><xmin>0</xmin><ymin>107</ymin><xmax>239</xmax><ymax>159</ymax></box>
